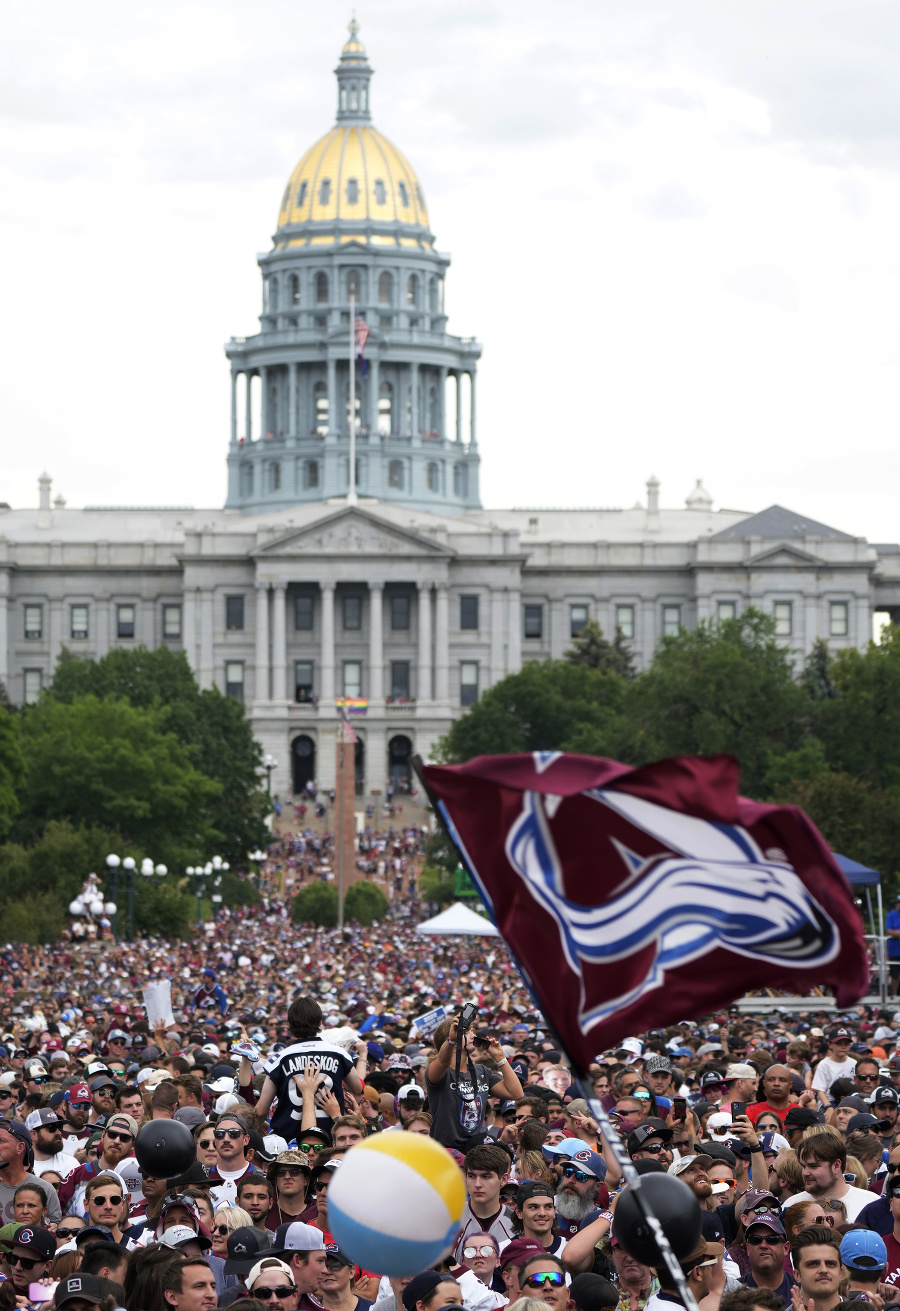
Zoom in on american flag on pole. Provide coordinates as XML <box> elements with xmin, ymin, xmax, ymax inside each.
<box><xmin>355</xmin><ymin>314</ymin><xmax>370</xmax><ymax>379</ymax></box>
<box><xmin>414</xmin><ymin>751</ymin><xmax>869</xmax><ymax>1066</ymax></box>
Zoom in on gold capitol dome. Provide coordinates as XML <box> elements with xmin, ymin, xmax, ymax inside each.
<box><xmin>275</xmin><ymin>19</ymin><xmax>432</xmax><ymax>250</ymax></box>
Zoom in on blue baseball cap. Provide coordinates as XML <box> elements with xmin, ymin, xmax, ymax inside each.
<box><xmin>840</xmin><ymin>1230</ymin><xmax>887</xmax><ymax>1271</ymax></box>
<box><xmin>543</xmin><ymin>1137</ymin><xmax>594</xmax><ymax>1159</ymax></box>
<box><xmin>366</xmin><ymin>1041</ymin><xmax>385</xmax><ymax>1063</ymax></box>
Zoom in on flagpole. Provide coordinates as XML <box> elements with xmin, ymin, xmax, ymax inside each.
<box><xmin>409</xmin><ymin>755</ymin><xmax>701</xmax><ymax>1311</ymax></box>
<box><xmin>348</xmin><ymin>294</ymin><xmax>357</xmax><ymax>507</ymax></box>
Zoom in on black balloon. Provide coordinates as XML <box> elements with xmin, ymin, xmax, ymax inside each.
<box><xmin>613</xmin><ymin>1173</ymin><xmax>701</xmax><ymax>1266</ymax></box>
<box><xmin>135</xmin><ymin>1119</ymin><xmax>196</xmax><ymax>1179</ymax></box>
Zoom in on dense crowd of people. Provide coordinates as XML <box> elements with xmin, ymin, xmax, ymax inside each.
<box><xmin>3</xmin><ymin>895</ymin><xmax>900</xmax><ymax>1311</ymax></box>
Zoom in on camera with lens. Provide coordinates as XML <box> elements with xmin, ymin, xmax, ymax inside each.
<box><xmin>457</xmin><ymin>1002</ymin><xmax>478</xmax><ymax>1031</ymax></box>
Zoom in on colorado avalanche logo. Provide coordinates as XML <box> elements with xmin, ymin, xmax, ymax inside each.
<box><xmin>505</xmin><ymin>788</ymin><xmax>840</xmax><ymax>1035</ymax></box>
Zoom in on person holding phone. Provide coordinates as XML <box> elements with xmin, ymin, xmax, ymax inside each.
<box><xmin>426</xmin><ymin>1013</ymin><xmax>523</xmax><ymax>1151</ymax></box>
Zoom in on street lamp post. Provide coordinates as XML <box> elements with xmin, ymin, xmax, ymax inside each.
<box><xmin>249</xmin><ymin>849</ymin><xmax>266</xmax><ymax>889</ymax></box>
<box><xmin>187</xmin><ymin>856</ymin><xmax>229</xmax><ymax>928</ymax></box>
<box><xmin>105</xmin><ymin>853</ymin><xmax>167</xmax><ymax>939</ymax></box>
<box><xmin>263</xmin><ymin>753</ymin><xmax>277</xmax><ymax>796</ymax></box>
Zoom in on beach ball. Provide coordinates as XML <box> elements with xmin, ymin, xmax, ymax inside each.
<box><xmin>327</xmin><ymin>1131</ymin><xmax>466</xmax><ymax>1275</ymax></box>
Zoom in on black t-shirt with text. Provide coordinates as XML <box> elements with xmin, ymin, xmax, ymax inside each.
<box><xmin>263</xmin><ymin>1039</ymin><xmax>356</xmax><ymax>1140</ymax></box>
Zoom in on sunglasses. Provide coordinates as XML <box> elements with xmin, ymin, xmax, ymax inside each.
<box><xmin>562</xmin><ymin>1166</ymin><xmax>592</xmax><ymax>1183</ymax></box>
<box><xmin>814</xmin><ymin>1215</ymin><xmax>836</xmax><ymax>1227</ymax></box>
<box><xmin>713</xmin><ymin>1178</ymin><xmax>737</xmax><ymax>1188</ymax></box>
<box><xmin>888</xmin><ymin>1163</ymin><xmax>900</xmax><ymax>1175</ymax></box>
<box><xmin>276</xmin><ymin>1167</ymin><xmax>306</xmax><ymax>1177</ymax></box>
<box><xmin>637</xmin><ymin>1143</ymin><xmax>667</xmax><ymax>1156</ymax></box>
<box><xmin>91</xmin><ymin>1194</ymin><xmax>123</xmax><ymax>1207</ymax></box>
<box><xmin>197</xmin><ymin>1139</ymin><xmax>214</xmax><ymax>1151</ymax></box>
<box><xmin>463</xmin><ymin>1246</ymin><xmax>497</xmax><ymax>1259</ymax></box>
<box><xmin>325</xmin><ymin>1259</ymin><xmax>349</xmax><ymax>1271</ymax></box>
<box><xmin>214</xmin><ymin>1128</ymin><xmax>244</xmax><ymax>1140</ymax></box>
<box><xmin>68</xmin><ymin>1102</ymin><xmax>91</xmax><ymax>1111</ymax></box>
<box><xmin>747</xmin><ymin>1233</ymin><xmax>783</xmax><ymax>1246</ymax></box>
<box><xmin>251</xmin><ymin>1289</ymin><xmax>295</xmax><ymax>1301</ymax></box>
<box><xmin>56</xmin><ymin>1228</ymin><xmax>83</xmax><ymax>1240</ymax></box>
<box><xmin>214</xmin><ymin>1225</ymin><xmax>231</xmax><ymax>1237</ymax></box>
<box><xmin>524</xmin><ymin>1273</ymin><xmax>565</xmax><ymax>1288</ymax></box>
<box><xmin>0</xmin><ymin>1090</ymin><xmax>13</xmax><ymax>1100</ymax></box>
<box><xmin>104</xmin><ymin>1130</ymin><xmax>133</xmax><ymax>1144</ymax></box>
<box><xmin>11</xmin><ymin>1255</ymin><xmax>43</xmax><ymax>1269</ymax></box>
<box><xmin>856</xmin><ymin>1072</ymin><xmax>879</xmax><ymax>1080</ymax></box>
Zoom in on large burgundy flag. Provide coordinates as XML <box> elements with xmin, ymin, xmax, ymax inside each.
<box><xmin>415</xmin><ymin>752</ymin><xmax>869</xmax><ymax>1066</ymax></box>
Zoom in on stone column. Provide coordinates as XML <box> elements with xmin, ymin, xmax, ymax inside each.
<box><xmin>455</xmin><ymin>372</ymin><xmax>463</xmax><ymax>443</ymax></box>
<box><xmin>369</xmin><ymin>355</ymin><xmax>380</xmax><ymax>440</ymax></box>
<box><xmin>230</xmin><ymin>373</ymin><xmax>238</xmax><ymax>446</ymax></box>
<box><xmin>96</xmin><ymin>599</ymin><xmax>111</xmax><ymax>660</ymax></box>
<box><xmin>321</xmin><ymin>583</ymin><xmax>335</xmax><ymax>701</ymax></box>
<box><xmin>260</xmin><ymin>365</ymin><xmax>269</xmax><ymax>438</ymax></box>
<box><xmin>49</xmin><ymin>600</ymin><xmax>63</xmax><ymax>674</ymax></box>
<box><xmin>245</xmin><ymin>372</ymin><xmax>253</xmax><ymax>443</ymax></box>
<box><xmin>369</xmin><ymin>584</ymin><xmax>384</xmax><ymax>702</ymax></box>
<box><xmin>0</xmin><ymin>575</ymin><xmax>8</xmax><ymax>688</ymax></box>
<box><xmin>508</xmin><ymin>586</ymin><xmax>522</xmax><ymax>674</ymax></box>
<box><xmin>288</xmin><ymin>363</ymin><xmax>297</xmax><ymax>441</ymax></box>
<box><xmin>272</xmin><ymin>582</ymin><xmax>287</xmax><ymax>701</ymax></box>
<box><xmin>326</xmin><ymin>359</ymin><xmax>337</xmax><ymax>439</ymax></box>
<box><xmin>438</xmin><ymin>365</ymin><xmax>448</xmax><ymax>438</ymax></box>
<box><xmin>255</xmin><ymin>584</ymin><xmax>269</xmax><ymax>701</ymax></box>
<box><xmin>410</xmin><ymin>362</ymin><xmax>419</xmax><ymax>443</ymax></box>
<box><xmin>417</xmin><ymin>582</ymin><xmax>431</xmax><ymax>702</ymax></box>
<box><xmin>490</xmin><ymin>589</ymin><xmax>504</xmax><ymax>686</ymax></box>
<box><xmin>469</xmin><ymin>370</ymin><xmax>477</xmax><ymax>447</ymax></box>
<box><xmin>199</xmin><ymin>589</ymin><xmax>214</xmax><ymax>690</ymax></box>
<box><xmin>435</xmin><ymin>583</ymin><xmax>449</xmax><ymax>703</ymax></box>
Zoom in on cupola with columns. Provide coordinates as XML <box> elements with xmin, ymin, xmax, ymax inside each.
<box><xmin>225</xmin><ymin>20</ymin><xmax>482</xmax><ymax>515</ymax></box>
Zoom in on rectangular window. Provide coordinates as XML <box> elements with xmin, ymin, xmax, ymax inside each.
<box><xmin>295</xmin><ymin>661</ymin><xmax>314</xmax><ymax>703</ymax></box>
<box><xmin>343</xmin><ymin>596</ymin><xmax>361</xmax><ymax>630</ymax></box>
<box><xmin>226</xmin><ymin>596</ymin><xmax>245</xmax><ymax>631</ymax></box>
<box><xmin>304</xmin><ymin>460</ymin><xmax>319</xmax><ymax>490</ymax></box>
<box><xmin>391</xmin><ymin>595</ymin><xmax>410</xmax><ymax>630</ymax></box>
<box><xmin>391</xmin><ymin>661</ymin><xmax>410</xmax><ymax>700</ymax></box>
<box><xmin>615</xmin><ymin>605</ymin><xmax>635</xmax><ymax>640</ymax></box>
<box><xmin>460</xmin><ymin>595</ymin><xmax>479</xmax><ymax>631</ymax></box>
<box><xmin>460</xmin><ymin>661</ymin><xmax>479</xmax><ymax>707</ymax></box>
<box><xmin>23</xmin><ymin>669</ymin><xmax>42</xmax><ymax>705</ymax></box>
<box><xmin>343</xmin><ymin>660</ymin><xmax>362</xmax><ymax>698</ymax></box>
<box><xmin>717</xmin><ymin>601</ymin><xmax>736</xmax><ymax>623</ymax></box>
<box><xmin>524</xmin><ymin>604</ymin><xmax>543</xmax><ymax>639</ymax></box>
<box><xmin>163</xmin><ymin>605</ymin><xmax>182</xmax><ymax>639</ymax></box>
<box><xmin>225</xmin><ymin>661</ymin><xmax>244</xmax><ymax>702</ymax></box>
<box><xmin>24</xmin><ymin>605</ymin><xmax>42</xmax><ymax>640</ymax></box>
<box><xmin>570</xmin><ymin>604</ymin><xmax>589</xmax><ymax>637</ymax></box>
<box><xmin>116</xmin><ymin>605</ymin><xmax>135</xmax><ymax>639</ymax></box>
<box><xmin>296</xmin><ymin>595</ymin><xmax>314</xmax><ymax>630</ymax></box>
<box><xmin>662</xmin><ymin>605</ymin><xmax>681</xmax><ymax>638</ymax></box>
<box><xmin>830</xmin><ymin>602</ymin><xmax>849</xmax><ymax>637</ymax></box>
<box><xmin>774</xmin><ymin>601</ymin><xmax>793</xmax><ymax>637</ymax></box>
<box><xmin>70</xmin><ymin>605</ymin><xmax>89</xmax><ymax>640</ymax></box>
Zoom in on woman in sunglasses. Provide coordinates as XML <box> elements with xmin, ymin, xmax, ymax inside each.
<box><xmin>782</xmin><ymin>1198</ymin><xmax>847</xmax><ymax>1239</ymax></box>
<box><xmin>246</xmin><ymin>1257</ymin><xmax>299</xmax><ymax>1309</ymax></box>
<box><xmin>453</xmin><ymin>1231</ymin><xmax>508</xmax><ymax>1305</ymax></box>
<box><xmin>192</xmin><ymin>1122</ymin><xmax>219</xmax><ymax>1168</ymax></box>
<box><xmin>211</xmin><ymin>1203</ymin><xmax>254</xmax><ymax>1258</ymax></box>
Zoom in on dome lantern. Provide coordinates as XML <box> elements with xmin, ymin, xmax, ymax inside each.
<box><xmin>335</xmin><ymin>16</ymin><xmax>373</xmax><ymax>125</ymax></box>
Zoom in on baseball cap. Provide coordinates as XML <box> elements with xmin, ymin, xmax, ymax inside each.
<box><xmin>107</xmin><ymin>1030</ymin><xmax>129</xmax><ymax>1042</ymax></box>
<box><xmin>784</xmin><ymin>1106</ymin><xmax>823</xmax><ymax>1128</ymax></box>
<box><xmin>160</xmin><ymin>1224</ymin><xmax>212</xmax><ymax>1252</ymax></box>
<box><xmin>403</xmin><ymin>1273</ymin><xmax>454</xmax><ymax>1311</ymax></box>
<box><xmin>397</xmin><ymin>1083</ymin><xmax>422</xmax><ymax>1101</ymax></box>
<box><xmin>873</xmin><ymin>1087</ymin><xmax>900</xmax><ymax>1105</ymax></box>
<box><xmin>725</xmin><ymin>1063</ymin><xmax>757</xmax><ymax>1080</ymax></box>
<box><xmin>828</xmin><ymin>1026</ymin><xmax>853</xmax><ymax>1041</ymax></box>
<box><xmin>500</xmin><ymin>1238</ymin><xmax>545</xmax><ymax>1270</ymax></box>
<box><xmin>569</xmin><ymin>1273</ymin><xmax>619</xmax><ymax>1311</ymax></box>
<box><xmin>89</xmin><ymin>1076</ymin><xmax>118</xmax><ymax>1093</ymax></box>
<box><xmin>105</xmin><ymin>1113</ymin><xmax>138</xmax><ymax>1138</ymax></box>
<box><xmin>669</xmin><ymin>1155</ymin><xmax>713</xmax><ymax>1177</ymax></box>
<box><xmin>847</xmin><ymin>1113</ymin><xmax>883</xmax><ymax>1134</ymax></box>
<box><xmin>566</xmin><ymin>1145</ymin><xmax>608</xmax><ymax>1180</ymax></box>
<box><xmin>759</xmin><ymin>1132</ymin><xmax>791</xmax><ymax>1156</ymax></box>
<box><xmin>744</xmin><ymin>1216</ymin><xmax>786</xmax><ymax>1239</ymax></box>
<box><xmin>0</xmin><ymin>1119</ymin><xmax>32</xmax><ymax>1149</ymax></box>
<box><xmin>840</xmin><ymin>1230</ymin><xmax>887</xmax><ymax>1271</ymax></box>
<box><xmin>627</xmin><ymin>1120</ymin><xmax>673</xmax><ymax>1155</ymax></box>
<box><xmin>700</xmin><ymin>1071</ymin><xmax>726</xmax><ymax>1088</ymax></box>
<box><xmin>644</xmin><ymin>1054</ymin><xmax>673</xmax><ymax>1075</ymax></box>
<box><xmin>25</xmin><ymin>1109</ymin><xmax>60</xmax><ymax>1132</ymax></box>
<box><xmin>515</xmin><ymin>1180</ymin><xmax>554</xmax><ymax>1207</ymax></box>
<box><xmin>324</xmin><ymin>1243</ymin><xmax>355</xmax><ymax>1268</ymax></box>
<box><xmin>269</xmin><ymin>1221</ymin><xmax>326</xmax><ymax>1259</ymax></box>
<box><xmin>247</xmin><ymin>1258</ymin><xmax>295</xmax><ymax>1290</ymax></box>
<box><xmin>225</xmin><ymin>1226</ymin><xmax>273</xmax><ymax>1275</ymax></box>
<box><xmin>55</xmin><ymin>1274</ymin><xmax>105</xmax><ymax>1308</ymax></box>
<box><xmin>12</xmin><ymin>1225</ymin><xmax>56</xmax><ymax>1262</ymax></box>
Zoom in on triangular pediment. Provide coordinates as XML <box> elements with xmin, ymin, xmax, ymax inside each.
<box><xmin>253</xmin><ymin>507</ymin><xmax>453</xmax><ymax>559</ymax></box>
<box><xmin>744</xmin><ymin>543</ymin><xmax>822</xmax><ymax>568</ymax></box>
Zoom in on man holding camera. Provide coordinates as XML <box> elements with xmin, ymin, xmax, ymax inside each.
<box><xmin>426</xmin><ymin>1009</ymin><xmax>523</xmax><ymax>1150</ymax></box>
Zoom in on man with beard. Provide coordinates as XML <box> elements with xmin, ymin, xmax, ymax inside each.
<box><xmin>668</xmin><ymin>1155</ymin><xmax>726</xmax><ymax>1244</ymax></box>
<box><xmin>59</xmin><ymin>1081</ymin><xmax>94</xmax><ymax>1155</ymax></box>
<box><xmin>26</xmin><ymin>1108</ymin><xmax>78</xmax><ymax>1181</ymax></box>
<box><xmin>627</xmin><ymin>1122</ymin><xmax>673</xmax><ymax>1170</ymax></box>
<box><xmin>554</xmin><ymin>1148</ymin><xmax>607</xmax><ymax>1240</ymax></box>
<box><xmin>782</xmin><ymin>1133</ymin><xmax>874</xmax><ymax>1220</ymax></box>
<box><xmin>57</xmin><ymin>1113</ymin><xmax>138</xmax><ymax>1214</ymax></box>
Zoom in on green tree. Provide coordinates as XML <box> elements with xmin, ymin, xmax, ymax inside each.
<box><xmin>778</xmin><ymin>770</ymin><xmax>900</xmax><ymax>889</ymax></box>
<box><xmin>802</xmin><ymin>639</ymin><xmax>838</xmax><ymax>701</ymax></box>
<box><xmin>437</xmin><ymin>660</ymin><xmax>628</xmax><ymax>762</ymax></box>
<box><xmin>15</xmin><ymin>694</ymin><xmax>220</xmax><ymax>861</ymax></box>
<box><xmin>0</xmin><ymin>697</ymin><xmax>23</xmax><ymax>839</ymax></box>
<box><xmin>48</xmin><ymin>647</ymin><xmax>268</xmax><ymax>865</ymax></box>
<box><xmin>344</xmin><ymin>882</ymin><xmax>389</xmax><ymax>924</ymax></box>
<box><xmin>291</xmin><ymin>881</ymin><xmax>338</xmax><ymax>927</ymax></box>
<box><xmin>811</xmin><ymin>625</ymin><xmax>900</xmax><ymax>790</ymax></box>
<box><xmin>565</xmin><ymin>620</ymin><xmax>635</xmax><ymax>678</ymax></box>
<box><xmin>625</xmin><ymin>610</ymin><xmax>807</xmax><ymax>796</ymax></box>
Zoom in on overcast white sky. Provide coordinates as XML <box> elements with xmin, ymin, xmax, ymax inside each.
<box><xmin>3</xmin><ymin>0</ymin><xmax>900</xmax><ymax>539</ymax></box>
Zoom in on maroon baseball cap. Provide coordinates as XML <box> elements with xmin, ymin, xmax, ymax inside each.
<box><xmin>500</xmin><ymin>1239</ymin><xmax>544</xmax><ymax>1269</ymax></box>
<box><xmin>65</xmin><ymin>1082</ymin><xmax>90</xmax><ymax>1104</ymax></box>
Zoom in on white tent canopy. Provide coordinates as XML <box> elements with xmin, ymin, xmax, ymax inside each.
<box><xmin>415</xmin><ymin>902</ymin><xmax>500</xmax><ymax>936</ymax></box>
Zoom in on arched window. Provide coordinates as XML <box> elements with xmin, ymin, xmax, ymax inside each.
<box><xmin>296</xmin><ymin>180</ymin><xmax>308</xmax><ymax>208</ymax></box>
<box><xmin>428</xmin><ymin>384</ymin><xmax>438</xmax><ymax>432</ymax></box>
<box><xmin>398</xmin><ymin>180</ymin><xmax>410</xmax><ymax>207</ymax></box>
<box><xmin>378</xmin><ymin>272</ymin><xmax>392</xmax><ymax>304</ymax></box>
<box><xmin>388</xmin><ymin>459</ymin><xmax>404</xmax><ymax>490</ymax></box>
<box><xmin>454</xmin><ymin>463</ymin><xmax>468</xmax><ymax>499</ymax></box>
<box><xmin>388</xmin><ymin>734</ymin><xmax>413</xmax><ymax>784</ymax></box>
<box><xmin>316</xmin><ymin>273</ymin><xmax>329</xmax><ymax>304</ymax></box>
<box><xmin>429</xmin><ymin>277</ymin><xmax>438</xmax><ymax>312</ymax></box>
<box><xmin>269</xmin><ymin>277</ymin><xmax>279</xmax><ymax>312</ymax></box>
<box><xmin>361</xmin><ymin>87</ymin><xmax>367</xmax><ymax>111</ymax></box>
<box><xmin>406</xmin><ymin>274</ymin><xmax>418</xmax><ymax>307</ymax></box>
<box><xmin>346</xmin><ymin>177</ymin><xmax>359</xmax><ymax>205</ymax></box>
<box><xmin>318</xmin><ymin>179</ymin><xmax>332</xmax><ymax>206</ymax></box>
<box><xmin>374</xmin><ymin>179</ymin><xmax>386</xmax><ymax>206</ymax></box>
<box><xmin>340</xmin><ymin>88</ymin><xmax>347</xmax><ymax>110</ymax></box>
<box><xmin>426</xmin><ymin>462</ymin><xmax>439</xmax><ymax>492</ymax></box>
<box><xmin>350</xmin><ymin>87</ymin><xmax>358</xmax><ymax>110</ymax></box>
<box><xmin>239</xmin><ymin>462</ymin><xmax>254</xmax><ymax>497</ymax></box>
<box><xmin>347</xmin><ymin>270</ymin><xmax>361</xmax><ymax>302</ymax></box>
<box><xmin>290</xmin><ymin>275</ymin><xmax>300</xmax><ymax>306</ymax></box>
<box><xmin>314</xmin><ymin>382</ymin><xmax>329</xmax><ymax>435</ymax></box>
<box><xmin>378</xmin><ymin>381</ymin><xmax>393</xmax><ymax>436</ymax></box>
